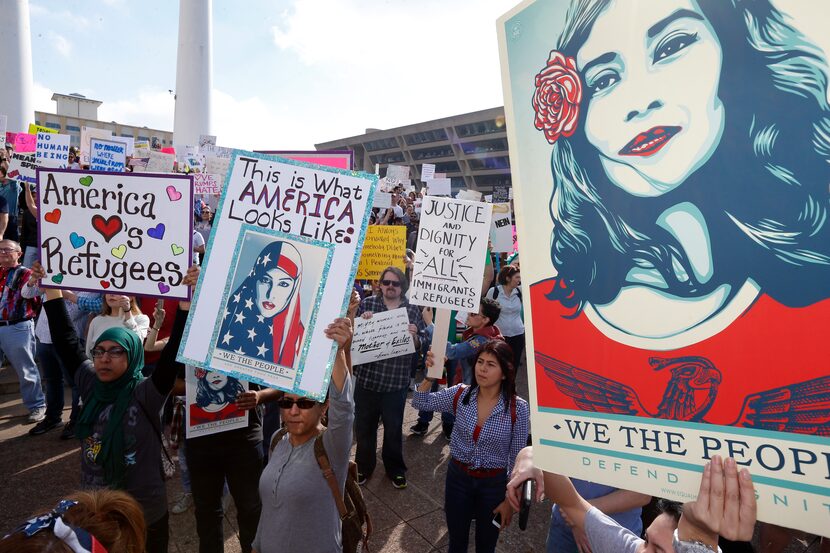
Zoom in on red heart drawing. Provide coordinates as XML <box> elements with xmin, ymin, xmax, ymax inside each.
<box><xmin>44</xmin><ymin>209</ymin><xmax>62</xmax><ymax>224</ymax></box>
<box><xmin>100</xmin><ymin>280</ymin><xmax>111</xmax><ymax>289</ymax></box>
<box><xmin>91</xmin><ymin>215</ymin><xmax>123</xmax><ymax>243</ymax></box>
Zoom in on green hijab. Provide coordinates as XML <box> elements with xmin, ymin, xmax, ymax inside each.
<box><xmin>76</xmin><ymin>326</ymin><xmax>145</xmax><ymax>489</ymax></box>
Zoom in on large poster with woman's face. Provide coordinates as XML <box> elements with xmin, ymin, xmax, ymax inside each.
<box><xmin>499</xmin><ymin>0</ymin><xmax>830</xmax><ymax>535</ymax></box>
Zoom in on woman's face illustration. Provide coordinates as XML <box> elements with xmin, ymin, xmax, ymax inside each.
<box><xmin>578</xmin><ymin>0</ymin><xmax>725</xmax><ymax>197</ymax></box>
<box><xmin>256</xmin><ymin>267</ymin><xmax>296</xmax><ymax>318</ymax></box>
<box><xmin>206</xmin><ymin>371</ymin><xmax>228</xmax><ymax>391</ymax></box>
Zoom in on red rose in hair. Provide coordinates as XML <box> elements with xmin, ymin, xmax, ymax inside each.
<box><xmin>532</xmin><ymin>51</ymin><xmax>582</xmax><ymax>144</ymax></box>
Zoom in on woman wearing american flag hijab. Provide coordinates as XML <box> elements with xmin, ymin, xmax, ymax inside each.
<box><xmin>218</xmin><ymin>240</ymin><xmax>305</xmax><ymax>368</ymax></box>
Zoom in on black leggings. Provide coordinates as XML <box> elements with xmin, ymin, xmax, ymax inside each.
<box><xmin>145</xmin><ymin>511</ymin><xmax>169</xmax><ymax>553</ymax></box>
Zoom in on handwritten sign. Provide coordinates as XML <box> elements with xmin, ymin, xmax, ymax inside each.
<box><xmin>14</xmin><ymin>133</ymin><xmax>36</xmax><ymax>153</ymax></box>
<box><xmin>356</xmin><ymin>225</ymin><xmax>406</xmax><ymax>280</ymax></box>
<box><xmin>199</xmin><ymin>134</ymin><xmax>217</xmax><ymax>148</ymax></box>
<box><xmin>8</xmin><ymin>152</ymin><xmax>38</xmax><ymax>184</ymax></box>
<box><xmin>421</xmin><ymin>163</ymin><xmax>435</xmax><ymax>181</ymax></box>
<box><xmin>178</xmin><ymin>151</ymin><xmax>378</xmax><ymax>400</ymax></box>
<box><xmin>36</xmin><ymin>132</ymin><xmax>70</xmax><ymax>169</ymax></box>
<box><xmin>193</xmin><ymin>173</ymin><xmax>221</xmax><ymax>195</ymax></box>
<box><xmin>204</xmin><ymin>154</ymin><xmax>230</xmax><ymax>182</ymax></box>
<box><xmin>351</xmin><ymin>308</ymin><xmax>415</xmax><ymax>365</ymax></box>
<box><xmin>386</xmin><ymin>164</ymin><xmax>410</xmax><ymax>181</ymax></box>
<box><xmin>185</xmin><ymin>365</ymin><xmax>249</xmax><ymax>438</ymax></box>
<box><xmin>372</xmin><ymin>192</ymin><xmax>392</xmax><ymax>208</ymax></box>
<box><xmin>425</xmin><ymin>178</ymin><xmax>451</xmax><ymax>196</ymax></box>
<box><xmin>89</xmin><ymin>138</ymin><xmax>126</xmax><ymax>173</ymax></box>
<box><xmin>493</xmin><ymin>185</ymin><xmax>509</xmax><ymax>203</ymax></box>
<box><xmin>410</xmin><ymin>196</ymin><xmax>492</xmax><ymax>312</ymax></box>
<box><xmin>490</xmin><ymin>202</ymin><xmax>513</xmax><ymax>252</ymax></box>
<box><xmin>37</xmin><ymin>168</ymin><xmax>194</xmax><ymax>299</ymax></box>
<box><xmin>146</xmin><ymin>150</ymin><xmax>175</xmax><ymax>173</ymax></box>
<box><xmin>80</xmin><ymin>126</ymin><xmax>114</xmax><ymax>165</ymax></box>
<box><xmin>28</xmin><ymin>124</ymin><xmax>57</xmax><ymax>136</ymax></box>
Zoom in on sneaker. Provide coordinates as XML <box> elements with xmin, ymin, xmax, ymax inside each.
<box><xmin>60</xmin><ymin>421</ymin><xmax>76</xmax><ymax>440</ymax></box>
<box><xmin>409</xmin><ymin>421</ymin><xmax>429</xmax><ymax>436</ymax></box>
<box><xmin>442</xmin><ymin>423</ymin><xmax>454</xmax><ymax>440</ymax></box>
<box><xmin>171</xmin><ymin>493</ymin><xmax>192</xmax><ymax>514</ymax></box>
<box><xmin>356</xmin><ymin>472</ymin><xmax>368</xmax><ymax>486</ymax></box>
<box><xmin>391</xmin><ymin>475</ymin><xmax>407</xmax><ymax>490</ymax></box>
<box><xmin>27</xmin><ymin>407</ymin><xmax>46</xmax><ymax>424</ymax></box>
<box><xmin>28</xmin><ymin>418</ymin><xmax>62</xmax><ymax>436</ymax></box>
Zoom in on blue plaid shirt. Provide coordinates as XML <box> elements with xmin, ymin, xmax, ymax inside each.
<box><xmin>354</xmin><ymin>294</ymin><xmax>426</xmax><ymax>392</ymax></box>
<box><xmin>413</xmin><ymin>384</ymin><xmax>529</xmax><ymax>473</ymax></box>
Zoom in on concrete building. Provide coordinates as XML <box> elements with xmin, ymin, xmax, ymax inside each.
<box><xmin>34</xmin><ymin>92</ymin><xmax>173</xmax><ymax>148</ymax></box>
<box><xmin>315</xmin><ymin>106</ymin><xmax>511</xmax><ymax>195</ymax></box>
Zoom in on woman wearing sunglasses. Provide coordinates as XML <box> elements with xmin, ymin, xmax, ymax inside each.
<box><xmin>252</xmin><ymin>316</ymin><xmax>354</xmax><ymax>553</ymax></box>
<box><xmin>26</xmin><ymin>260</ymin><xmax>200</xmax><ymax>553</ymax></box>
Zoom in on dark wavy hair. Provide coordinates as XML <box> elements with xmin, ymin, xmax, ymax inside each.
<box><xmin>461</xmin><ymin>339</ymin><xmax>517</xmax><ymax>411</ymax></box>
<box><xmin>195</xmin><ymin>373</ymin><xmax>245</xmax><ymax>408</ymax></box>
<box><xmin>544</xmin><ymin>0</ymin><xmax>830</xmax><ymax>312</ymax></box>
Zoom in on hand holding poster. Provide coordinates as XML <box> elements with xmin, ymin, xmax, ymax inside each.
<box><xmin>178</xmin><ymin>151</ymin><xmax>377</xmax><ymax>400</ymax></box>
<box><xmin>356</xmin><ymin>225</ymin><xmax>406</xmax><ymax>280</ymax></box>
<box><xmin>185</xmin><ymin>365</ymin><xmax>249</xmax><ymax>438</ymax></box>
<box><xmin>410</xmin><ymin>196</ymin><xmax>492</xmax><ymax>312</ymax></box>
<box><xmin>351</xmin><ymin>308</ymin><xmax>415</xmax><ymax>365</ymax></box>
<box><xmin>89</xmin><ymin>138</ymin><xmax>126</xmax><ymax>172</ymax></box>
<box><xmin>37</xmin><ymin>168</ymin><xmax>194</xmax><ymax>298</ymax></box>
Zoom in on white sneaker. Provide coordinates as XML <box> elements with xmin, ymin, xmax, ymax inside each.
<box><xmin>171</xmin><ymin>493</ymin><xmax>193</xmax><ymax>514</ymax></box>
<box><xmin>27</xmin><ymin>407</ymin><xmax>46</xmax><ymax>424</ymax></box>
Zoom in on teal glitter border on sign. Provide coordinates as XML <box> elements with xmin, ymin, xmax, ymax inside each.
<box><xmin>178</xmin><ymin>149</ymin><xmax>378</xmax><ymax>400</ymax></box>
<box><xmin>205</xmin><ymin>224</ymin><xmax>334</xmax><ymax>397</ymax></box>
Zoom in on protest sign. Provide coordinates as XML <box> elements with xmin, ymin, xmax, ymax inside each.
<box><xmin>5</xmin><ymin>132</ymin><xmax>16</xmax><ymax>146</ymax></box>
<box><xmin>37</xmin><ymin>168</ymin><xmax>194</xmax><ymax>299</ymax></box>
<box><xmin>489</xmin><ymin>202</ymin><xmax>513</xmax><ymax>252</ymax></box>
<box><xmin>351</xmin><ymin>307</ymin><xmax>415</xmax><ymax>365</ymax></box>
<box><xmin>421</xmin><ymin>163</ymin><xmax>435</xmax><ymax>181</ymax></box>
<box><xmin>8</xmin><ymin>152</ymin><xmax>37</xmax><ymax>184</ymax></box>
<box><xmin>199</xmin><ymin>134</ymin><xmax>217</xmax><ymax>148</ymax></box>
<box><xmin>204</xmin><ymin>154</ymin><xmax>231</xmax><ymax>181</ymax></box>
<box><xmin>410</xmin><ymin>196</ymin><xmax>492</xmax><ymax>313</ymax></box>
<box><xmin>372</xmin><ymin>192</ymin><xmax>392</xmax><ymax>208</ymax></box>
<box><xmin>185</xmin><ymin>365</ymin><xmax>249</xmax><ymax>438</ymax></box>
<box><xmin>89</xmin><ymin>138</ymin><xmax>126</xmax><ymax>173</ymax></box>
<box><xmin>14</xmin><ymin>133</ymin><xmax>36</xmax><ymax>153</ymax></box>
<box><xmin>177</xmin><ymin>145</ymin><xmax>204</xmax><ymax>173</ymax></box>
<box><xmin>484</xmin><ymin>194</ymin><xmax>493</xmax><ymax>203</ymax></box>
<box><xmin>28</xmin><ymin>124</ymin><xmax>56</xmax><ymax>136</ymax></box>
<box><xmin>146</xmin><ymin>150</ymin><xmax>175</xmax><ymax>173</ymax></box>
<box><xmin>256</xmin><ymin>150</ymin><xmax>353</xmax><ymax>171</ymax></box>
<box><xmin>425</xmin><ymin>178</ymin><xmax>451</xmax><ymax>196</ymax></box>
<box><xmin>493</xmin><ymin>185</ymin><xmax>509</xmax><ymax>203</ymax></box>
<box><xmin>434</xmin><ymin>172</ymin><xmax>446</xmax><ymax>179</ymax></box>
<box><xmin>178</xmin><ymin>151</ymin><xmax>378</xmax><ymax>400</ymax></box>
<box><xmin>498</xmin><ymin>0</ymin><xmax>830</xmax><ymax>536</ymax></box>
<box><xmin>193</xmin><ymin>173</ymin><xmax>221</xmax><ymax>195</ymax></box>
<box><xmin>386</xmin><ymin>164</ymin><xmax>409</xmax><ymax>181</ymax></box>
<box><xmin>511</xmin><ymin>225</ymin><xmax>518</xmax><ymax>254</ymax></box>
<box><xmin>456</xmin><ymin>189</ymin><xmax>482</xmax><ymax>202</ymax></box>
<box><xmin>0</xmin><ymin>115</ymin><xmax>6</xmax><ymax>142</ymax></box>
<box><xmin>115</xmin><ymin>136</ymin><xmax>135</xmax><ymax>156</ymax></box>
<box><xmin>356</xmin><ymin>225</ymin><xmax>406</xmax><ymax>280</ymax></box>
<box><xmin>80</xmin><ymin>126</ymin><xmax>114</xmax><ymax>165</ymax></box>
<box><xmin>36</xmin><ymin>132</ymin><xmax>70</xmax><ymax>169</ymax></box>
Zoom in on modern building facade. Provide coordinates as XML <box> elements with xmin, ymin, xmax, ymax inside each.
<box><xmin>34</xmin><ymin>92</ymin><xmax>173</xmax><ymax>148</ymax></box>
<box><xmin>315</xmin><ymin>106</ymin><xmax>511</xmax><ymax>195</ymax></box>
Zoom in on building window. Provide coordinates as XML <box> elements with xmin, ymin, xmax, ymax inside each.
<box><xmin>434</xmin><ymin>161</ymin><xmax>460</xmax><ymax>173</ymax></box>
<box><xmin>370</xmin><ymin>152</ymin><xmax>405</xmax><ymax>164</ymax></box>
<box><xmin>121</xmin><ymin>133</ymin><xmax>134</xmax><ymax>138</ymax></box>
<box><xmin>468</xmin><ymin>156</ymin><xmax>510</xmax><ymax>170</ymax></box>
<box><xmin>364</xmin><ymin>137</ymin><xmax>399</xmax><ymax>151</ymax></box>
<box><xmin>403</xmin><ymin>129</ymin><xmax>448</xmax><ymax>146</ymax></box>
<box><xmin>460</xmin><ymin>138</ymin><xmax>509</xmax><ymax>155</ymax></box>
<box><xmin>455</xmin><ymin>119</ymin><xmax>506</xmax><ymax>138</ymax></box>
<box><xmin>66</xmin><ymin>125</ymin><xmax>81</xmax><ymax>132</ymax></box>
<box><xmin>474</xmin><ymin>174</ymin><xmax>512</xmax><ymax>187</ymax></box>
<box><xmin>45</xmin><ymin>122</ymin><xmax>62</xmax><ymax>131</ymax></box>
<box><xmin>411</xmin><ymin>145</ymin><xmax>454</xmax><ymax>160</ymax></box>
<box><xmin>138</xmin><ymin>136</ymin><xmax>149</xmax><ymax>142</ymax></box>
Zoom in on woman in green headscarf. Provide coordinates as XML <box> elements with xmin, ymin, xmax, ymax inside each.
<box><xmin>27</xmin><ymin>261</ymin><xmax>200</xmax><ymax>553</ymax></box>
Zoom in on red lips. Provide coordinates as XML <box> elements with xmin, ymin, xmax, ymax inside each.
<box><xmin>262</xmin><ymin>301</ymin><xmax>275</xmax><ymax>310</ymax></box>
<box><xmin>619</xmin><ymin>126</ymin><xmax>681</xmax><ymax>156</ymax></box>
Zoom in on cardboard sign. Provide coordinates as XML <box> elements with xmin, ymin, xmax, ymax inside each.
<box><xmin>421</xmin><ymin>163</ymin><xmax>436</xmax><ymax>181</ymax></box>
<box><xmin>185</xmin><ymin>365</ymin><xmax>249</xmax><ymax>438</ymax></box>
<box><xmin>80</xmin><ymin>126</ymin><xmax>114</xmax><ymax>165</ymax></box>
<box><xmin>8</xmin><ymin>152</ymin><xmax>38</xmax><ymax>184</ymax></box>
<box><xmin>498</xmin><ymin>0</ymin><xmax>830</xmax><ymax>536</ymax></box>
<box><xmin>28</xmin><ymin>124</ymin><xmax>57</xmax><ymax>136</ymax></box>
<box><xmin>178</xmin><ymin>151</ymin><xmax>378</xmax><ymax>400</ymax></box>
<box><xmin>410</xmin><ymin>196</ymin><xmax>492</xmax><ymax>312</ymax></box>
<box><xmin>89</xmin><ymin>138</ymin><xmax>126</xmax><ymax>173</ymax></box>
<box><xmin>193</xmin><ymin>173</ymin><xmax>221</xmax><ymax>195</ymax></box>
<box><xmin>356</xmin><ymin>225</ymin><xmax>406</xmax><ymax>280</ymax></box>
<box><xmin>425</xmin><ymin>178</ymin><xmax>451</xmax><ymax>196</ymax></box>
<box><xmin>351</xmin><ymin>307</ymin><xmax>415</xmax><ymax>365</ymax></box>
<box><xmin>14</xmin><ymin>133</ymin><xmax>36</xmax><ymax>153</ymax></box>
<box><xmin>490</xmin><ymin>202</ymin><xmax>513</xmax><ymax>252</ymax></box>
<box><xmin>37</xmin><ymin>168</ymin><xmax>194</xmax><ymax>298</ymax></box>
<box><xmin>493</xmin><ymin>185</ymin><xmax>510</xmax><ymax>203</ymax></box>
<box><xmin>146</xmin><ymin>151</ymin><xmax>175</xmax><ymax>173</ymax></box>
<box><xmin>36</xmin><ymin>132</ymin><xmax>70</xmax><ymax>169</ymax></box>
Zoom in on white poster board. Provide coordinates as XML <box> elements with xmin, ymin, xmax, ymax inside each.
<box><xmin>386</xmin><ymin>164</ymin><xmax>410</xmax><ymax>181</ymax></box>
<box><xmin>185</xmin><ymin>365</ymin><xmax>249</xmax><ymax>438</ymax></box>
<box><xmin>372</xmin><ymin>192</ymin><xmax>392</xmax><ymax>208</ymax></box>
<box><xmin>426</xmin><ymin>178</ymin><xmax>451</xmax><ymax>196</ymax></box>
<box><xmin>8</xmin><ymin>152</ymin><xmax>38</xmax><ymax>184</ymax></box>
<box><xmin>410</xmin><ymin>196</ymin><xmax>492</xmax><ymax>312</ymax></box>
<box><xmin>199</xmin><ymin>134</ymin><xmax>217</xmax><ymax>148</ymax></box>
<box><xmin>351</xmin><ymin>308</ymin><xmax>415</xmax><ymax>365</ymax></box>
<box><xmin>205</xmin><ymin>154</ymin><xmax>231</xmax><ymax>182</ymax></box>
<box><xmin>36</xmin><ymin>132</ymin><xmax>70</xmax><ymax>169</ymax></box>
<box><xmin>80</xmin><ymin>126</ymin><xmax>114</xmax><ymax>165</ymax></box>
<box><xmin>178</xmin><ymin>151</ymin><xmax>378</xmax><ymax>400</ymax></box>
<box><xmin>490</xmin><ymin>202</ymin><xmax>514</xmax><ymax>253</ymax></box>
<box><xmin>146</xmin><ymin>151</ymin><xmax>175</xmax><ymax>173</ymax></box>
<box><xmin>37</xmin><ymin>168</ymin><xmax>194</xmax><ymax>299</ymax></box>
<box><xmin>193</xmin><ymin>173</ymin><xmax>221</xmax><ymax>195</ymax></box>
<box><xmin>89</xmin><ymin>138</ymin><xmax>126</xmax><ymax>173</ymax></box>
<box><xmin>421</xmin><ymin>163</ymin><xmax>436</xmax><ymax>181</ymax></box>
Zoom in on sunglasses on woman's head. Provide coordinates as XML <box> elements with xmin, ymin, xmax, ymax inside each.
<box><xmin>277</xmin><ymin>397</ymin><xmax>318</xmax><ymax>409</ymax></box>
<box><xmin>380</xmin><ymin>279</ymin><xmax>401</xmax><ymax>287</ymax></box>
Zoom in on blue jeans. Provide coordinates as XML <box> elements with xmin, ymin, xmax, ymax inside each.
<box><xmin>444</xmin><ymin>461</ymin><xmax>507</xmax><ymax>553</ymax></box>
<box><xmin>0</xmin><ymin>319</ymin><xmax>44</xmax><ymax>411</ymax></box>
<box><xmin>354</xmin><ymin>382</ymin><xmax>407</xmax><ymax>478</ymax></box>
<box><xmin>38</xmin><ymin>342</ymin><xmax>80</xmax><ymax>423</ymax></box>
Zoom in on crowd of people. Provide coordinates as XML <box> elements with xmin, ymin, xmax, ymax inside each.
<box><xmin>0</xmin><ymin>142</ymin><xmax>818</xmax><ymax>553</ymax></box>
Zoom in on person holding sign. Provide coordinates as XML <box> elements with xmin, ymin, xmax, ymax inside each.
<box><xmin>29</xmin><ymin>260</ymin><xmax>200</xmax><ymax>553</ymax></box>
<box><xmin>413</xmin><ymin>340</ymin><xmax>529</xmax><ymax>553</ymax></box>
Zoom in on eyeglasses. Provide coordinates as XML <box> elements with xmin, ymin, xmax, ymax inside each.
<box><xmin>277</xmin><ymin>397</ymin><xmax>319</xmax><ymax>409</ymax></box>
<box><xmin>90</xmin><ymin>347</ymin><xmax>128</xmax><ymax>359</ymax></box>
<box><xmin>380</xmin><ymin>279</ymin><xmax>401</xmax><ymax>288</ymax></box>
<box><xmin>0</xmin><ymin>248</ymin><xmax>20</xmax><ymax>254</ymax></box>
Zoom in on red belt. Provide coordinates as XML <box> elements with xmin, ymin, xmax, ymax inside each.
<box><xmin>451</xmin><ymin>458</ymin><xmax>506</xmax><ymax>479</ymax></box>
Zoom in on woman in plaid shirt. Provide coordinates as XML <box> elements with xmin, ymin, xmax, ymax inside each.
<box><xmin>413</xmin><ymin>339</ymin><xmax>529</xmax><ymax>553</ymax></box>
